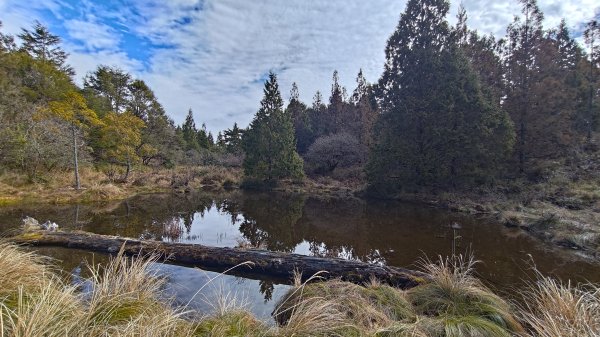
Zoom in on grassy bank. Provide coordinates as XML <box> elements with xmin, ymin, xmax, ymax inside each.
<box><xmin>1</xmin><ymin>243</ymin><xmax>599</xmax><ymax>336</ymax></box>
<box><xmin>0</xmin><ymin>166</ymin><xmax>242</xmax><ymax>205</ymax></box>
<box><xmin>1</xmin><ymin>161</ymin><xmax>599</xmax><ymax>260</ymax></box>
<box><xmin>398</xmin><ymin>170</ymin><xmax>600</xmax><ymax>261</ymax></box>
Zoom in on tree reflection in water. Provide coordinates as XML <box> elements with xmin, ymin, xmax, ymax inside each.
<box><xmin>258</xmin><ymin>279</ymin><xmax>275</xmax><ymax>302</ymax></box>
<box><xmin>3</xmin><ymin>190</ymin><xmax>600</xmax><ymax>293</ymax></box>
<box><xmin>237</xmin><ymin>193</ymin><xmax>306</xmax><ymax>253</ymax></box>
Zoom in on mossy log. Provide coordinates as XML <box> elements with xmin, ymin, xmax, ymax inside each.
<box><xmin>12</xmin><ymin>230</ymin><xmax>428</xmax><ymax>288</ymax></box>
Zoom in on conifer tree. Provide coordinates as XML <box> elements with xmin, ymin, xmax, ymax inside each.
<box><xmin>242</xmin><ymin>72</ymin><xmax>303</xmax><ymax>182</ymax></box>
<box><xmin>531</xmin><ymin>20</ymin><xmax>586</xmax><ymax>155</ymax></box>
<box><xmin>503</xmin><ymin>0</ymin><xmax>545</xmax><ymax>172</ymax></box>
<box><xmin>207</xmin><ymin>131</ymin><xmax>215</xmax><ymax>147</ymax></box>
<box><xmin>584</xmin><ymin>20</ymin><xmax>600</xmax><ymax>141</ymax></box>
<box><xmin>197</xmin><ymin>123</ymin><xmax>211</xmax><ymax>149</ymax></box>
<box><xmin>286</xmin><ymin>82</ymin><xmax>311</xmax><ymax>154</ymax></box>
<box><xmin>312</xmin><ymin>91</ymin><xmax>324</xmax><ymax>111</ymax></box>
<box><xmin>18</xmin><ymin>21</ymin><xmax>74</xmax><ymax>76</ymax></box>
<box><xmin>327</xmin><ymin>70</ymin><xmax>347</xmax><ymax>134</ymax></box>
<box><xmin>222</xmin><ymin>122</ymin><xmax>244</xmax><ymax>153</ymax></box>
<box><xmin>351</xmin><ymin>69</ymin><xmax>368</xmax><ymax>104</ymax></box>
<box><xmin>453</xmin><ymin>4</ymin><xmax>469</xmax><ymax>46</ymax></box>
<box><xmin>127</xmin><ymin>80</ymin><xmax>156</xmax><ymax>121</ymax></box>
<box><xmin>554</xmin><ymin>20</ymin><xmax>581</xmax><ymax>70</ymax></box>
<box><xmin>368</xmin><ymin>0</ymin><xmax>514</xmax><ymax>194</ymax></box>
<box><xmin>0</xmin><ymin>21</ymin><xmax>16</xmax><ymax>53</ymax></box>
<box><xmin>216</xmin><ymin>132</ymin><xmax>225</xmax><ymax>147</ymax></box>
<box><xmin>84</xmin><ymin>65</ymin><xmax>132</xmax><ymax>113</ymax></box>
<box><xmin>452</xmin><ymin>6</ymin><xmax>504</xmax><ymax>104</ymax></box>
<box><xmin>352</xmin><ymin>69</ymin><xmax>378</xmax><ymax>148</ymax></box>
<box><xmin>182</xmin><ymin>109</ymin><xmax>200</xmax><ymax>151</ymax></box>
<box><xmin>126</xmin><ymin>80</ymin><xmax>176</xmax><ymax>165</ymax></box>
<box><xmin>306</xmin><ymin>91</ymin><xmax>326</xmax><ymax>140</ymax></box>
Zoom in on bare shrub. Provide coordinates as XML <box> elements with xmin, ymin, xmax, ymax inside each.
<box><xmin>305</xmin><ymin>133</ymin><xmax>366</xmax><ymax>175</ymax></box>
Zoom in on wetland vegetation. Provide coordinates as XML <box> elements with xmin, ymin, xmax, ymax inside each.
<box><xmin>1</xmin><ymin>0</ymin><xmax>600</xmax><ymax>335</ymax></box>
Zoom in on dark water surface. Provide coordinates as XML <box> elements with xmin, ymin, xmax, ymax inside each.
<box><xmin>1</xmin><ymin>191</ymin><xmax>599</xmax><ymax>318</ymax></box>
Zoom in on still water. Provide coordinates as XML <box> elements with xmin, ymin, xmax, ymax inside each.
<box><xmin>1</xmin><ymin>191</ymin><xmax>599</xmax><ymax>319</ymax></box>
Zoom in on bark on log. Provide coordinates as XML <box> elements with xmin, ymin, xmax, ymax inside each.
<box><xmin>12</xmin><ymin>230</ymin><xmax>429</xmax><ymax>288</ymax></box>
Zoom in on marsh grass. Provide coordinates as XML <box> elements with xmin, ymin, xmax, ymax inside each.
<box><xmin>0</xmin><ymin>242</ymin><xmax>83</xmax><ymax>337</ymax></box>
<box><xmin>408</xmin><ymin>255</ymin><xmax>525</xmax><ymax>336</ymax></box>
<box><xmin>0</xmin><ymin>243</ymin><xmax>51</xmax><ymax>297</ymax></box>
<box><xmin>0</xmin><ymin>165</ymin><xmax>244</xmax><ymax>205</ymax></box>
<box><xmin>0</xmin><ymin>242</ymin><xmax>194</xmax><ymax>337</ymax></box>
<box><xmin>1</xmin><ymin>282</ymin><xmax>82</xmax><ymax>337</ymax></box>
<box><xmin>83</xmin><ymin>247</ymin><xmax>172</xmax><ymax>327</ymax></box>
<box><xmin>193</xmin><ymin>311</ymin><xmax>269</xmax><ymax>337</ymax></box>
<box><xmin>518</xmin><ymin>275</ymin><xmax>600</xmax><ymax>337</ymax></box>
<box><xmin>274</xmin><ymin>256</ymin><xmax>525</xmax><ymax>337</ymax></box>
<box><xmin>2</xmin><ymin>242</ymin><xmax>599</xmax><ymax>337</ymax></box>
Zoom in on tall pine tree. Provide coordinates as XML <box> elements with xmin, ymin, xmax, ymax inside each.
<box><xmin>242</xmin><ymin>72</ymin><xmax>303</xmax><ymax>183</ymax></box>
<box><xmin>286</xmin><ymin>82</ymin><xmax>312</xmax><ymax>154</ymax></box>
<box><xmin>584</xmin><ymin>20</ymin><xmax>600</xmax><ymax>142</ymax></box>
<box><xmin>452</xmin><ymin>7</ymin><xmax>505</xmax><ymax>105</ymax></box>
<box><xmin>352</xmin><ymin>69</ymin><xmax>378</xmax><ymax>148</ymax></box>
<box><xmin>367</xmin><ymin>0</ymin><xmax>514</xmax><ymax>194</ymax></box>
<box><xmin>18</xmin><ymin>21</ymin><xmax>74</xmax><ymax>76</ymax></box>
<box><xmin>503</xmin><ymin>0</ymin><xmax>545</xmax><ymax>172</ymax></box>
<box><xmin>182</xmin><ymin>109</ymin><xmax>200</xmax><ymax>151</ymax></box>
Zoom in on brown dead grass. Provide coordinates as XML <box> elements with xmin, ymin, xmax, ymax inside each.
<box><xmin>0</xmin><ymin>165</ymin><xmax>245</xmax><ymax>205</ymax></box>
<box><xmin>518</xmin><ymin>276</ymin><xmax>600</xmax><ymax>337</ymax></box>
<box><xmin>1</xmin><ymin>243</ymin><xmax>599</xmax><ymax>337</ymax></box>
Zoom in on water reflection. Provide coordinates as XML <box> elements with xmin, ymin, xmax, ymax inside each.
<box><xmin>2</xmin><ymin>191</ymin><xmax>600</xmax><ymax>299</ymax></box>
<box><xmin>28</xmin><ymin>247</ymin><xmax>289</xmax><ymax>318</ymax></box>
<box><xmin>238</xmin><ymin>194</ymin><xmax>306</xmax><ymax>252</ymax></box>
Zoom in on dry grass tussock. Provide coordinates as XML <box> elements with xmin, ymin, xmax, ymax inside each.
<box><xmin>274</xmin><ymin>256</ymin><xmax>525</xmax><ymax>337</ymax></box>
<box><xmin>518</xmin><ymin>275</ymin><xmax>600</xmax><ymax>337</ymax></box>
<box><xmin>0</xmin><ymin>243</ymin><xmax>195</xmax><ymax>336</ymax></box>
<box><xmin>1</xmin><ymin>243</ymin><xmax>598</xmax><ymax>337</ymax></box>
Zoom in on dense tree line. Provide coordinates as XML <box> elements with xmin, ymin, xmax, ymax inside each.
<box><xmin>241</xmin><ymin>0</ymin><xmax>600</xmax><ymax>194</ymax></box>
<box><xmin>0</xmin><ymin>21</ymin><xmax>242</xmax><ymax>187</ymax></box>
<box><xmin>2</xmin><ymin>0</ymin><xmax>599</xmax><ymax>195</ymax></box>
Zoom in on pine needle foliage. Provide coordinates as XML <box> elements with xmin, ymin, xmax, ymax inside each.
<box><xmin>242</xmin><ymin>72</ymin><xmax>304</xmax><ymax>184</ymax></box>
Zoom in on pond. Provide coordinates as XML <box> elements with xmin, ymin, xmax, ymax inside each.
<box><xmin>1</xmin><ymin>191</ymin><xmax>599</xmax><ymax>320</ymax></box>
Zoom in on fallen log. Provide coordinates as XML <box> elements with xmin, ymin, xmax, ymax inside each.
<box><xmin>11</xmin><ymin>230</ymin><xmax>429</xmax><ymax>288</ymax></box>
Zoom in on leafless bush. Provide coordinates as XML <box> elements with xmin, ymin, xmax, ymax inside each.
<box><xmin>305</xmin><ymin>132</ymin><xmax>366</xmax><ymax>175</ymax></box>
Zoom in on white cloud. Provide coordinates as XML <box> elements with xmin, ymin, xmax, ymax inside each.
<box><xmin>64</xmin><ymin>19</ymin><xmax>119</xmax><ymax>51</ymax></box>
<box><xmin>130</xmin><ymin>0</ymin><xmax>409</xmax><ymax>131</ymax></box>
<box><xmin>1</xmin><ymin>0</ymin><xmax>599</xmax><ymax>133</ymax></box>
<box><xmin>66</xmin><ymin>49</ymin><xmax>144</xmax><ymax>83</ymax></box>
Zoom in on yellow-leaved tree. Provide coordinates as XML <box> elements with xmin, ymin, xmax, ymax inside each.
<box><xmin>48</xmin><ymin>90</ymin><xmax>102</xmax><ymax>189</ymax></box>
<box><xmin>97</xmin><ymin>112</ymin><xmax>145</xmax><ymax>182</ymax></box>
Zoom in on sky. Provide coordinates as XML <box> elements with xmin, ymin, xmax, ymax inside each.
<box><xmin>1</xmin><ymin>0</ymin><xmax>598</xmax><ymax>133</ymax></box>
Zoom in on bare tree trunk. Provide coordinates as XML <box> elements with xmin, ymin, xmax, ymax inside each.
<box><xmin>124</xmin><ymin>155</ymin><xmax>131</xmax><ymax>182</ymax></box>
<box><xmin>589</xmin><ymin>43</ymin><xmax>595</xmax><ymax>143</ymax></box>
<box><xmin>72</xmin><ymin>125</ymin><xmax>80</xmax><ymax>190</ymax></box>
